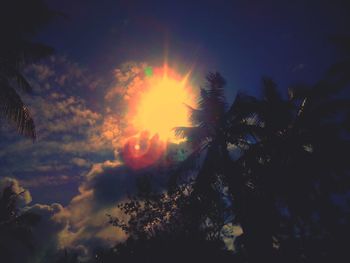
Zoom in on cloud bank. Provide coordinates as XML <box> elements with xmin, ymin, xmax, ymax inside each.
<box><xmin>1</xmin><ymin>57</ymin><xmax>191</xmax><ymax>262</ymax></box>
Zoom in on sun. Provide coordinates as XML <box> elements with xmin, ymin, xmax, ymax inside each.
<box><xmin>132</xmin><ymin>65</ymin><xmax>195</xmax><ymax>143</ymax></box>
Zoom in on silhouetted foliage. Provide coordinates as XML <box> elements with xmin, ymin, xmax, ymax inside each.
<box><xmin>228</xmin><ymin>73</ymin><xmax>350</xmax><ymax>262</ymax></box>
<box><xmin>106</xmin><ymin>47</ymin><xmax>350</xmax><ymax>263</ymax></box>
<box><xmin>103</xmin><ymin>179</ymin><xmax>234</xmax><ymax>263</ymax></box>
<box><xmin>0</xmin><ymin>0</ymin><xmax>56</xmax><ymax>140</ymax></box>
<box><xmin>0</xmin><ymin>183</ymin><xmax>40</xmax><ymax>263</ymax></box>
<box><xmin>173</xmin><ymin>72</ymin><xmax>234</xmax><ymax>233</ymax></box>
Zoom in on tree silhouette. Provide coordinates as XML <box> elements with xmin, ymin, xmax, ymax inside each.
<box><xmin>0</xmin><ymin>183</ymin><xmax>40</xmax><ymax>263</ymax></box>
<box><xmin>102</xmin><ymin>74</ymin><xmax>246</xmax><ymax>263</ymax></box>
<box><xmin>105</xmin><ymin>178</ymin><xmax>234</xmax><ymax>263</ymax></box>
<box><xmin>173</xmin><ymin>72</ymin><xmax>233</xmax><ymax>236</ymax></box>
<box><xmin>171</xmin><ymin>55</ymin><xmax>350</xmax><ymax>262</ymax></box>
<box><xmin>105</xmin><ymin>64</ymin><xmax>350</xmax><ymax>263</ymax></box>
<box><xmin>226</xmin><ymin>72</ymin><xmax>350</xmax><ymax>262</ymax></box>
<box><xmin>0</xmin><ymin>0</ymin><xmax>56</xmax><ymax>140</ymax></box>
<box><xmin>74</xmin><ymin>34</ymin><xmax>350</xmax><ymax>263</ymax></box>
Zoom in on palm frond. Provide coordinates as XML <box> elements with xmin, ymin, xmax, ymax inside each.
<box><xmin>193</xmin><ymin>73</ymin><xmax>227</xmax><ymax>131</ymax></box>
<box><xmin>174</xmin><ymin>126</ymin><xmax>208</xmax><ymax>147</ymax></box>
<box><xmin>168</xmin><ymin>143</ymin><xmax>208</xmax><ymax>188</ymax></box>
<box><xmin>17</xmin><ymin>41</ymin><xmax>54</xmax><ymax>64</ymax></box>
<box><xmin>197</xmin><ymin>87</ymin><xmax>209</xmax><ymax>111</ymax></box>
<box><xmin>0</xmin><ymin>63</ymin><xmax>33</xmax><ymax>92</ymax></box>
<box><xmin>0</xmin><ymin>78</ymin><xmax>36</xmax><ymax>140</ymax></box>
<box><xmin>184</xmin><ymin>104</ymin><xmax>205</xmax><ymax>126</ymax></box>
<box><xmin>206</xmin><ymin>72</ymin><xmax>226</xmax><ymax>95</ymax></box>
<box><xmin>227</xmin><ymin>92</ymin><xmax>260</xmax><ymax>119</ymax></box>
<box><xmin>205</xmin><ymin>72</ymin><xmax>227</xmax><ymax>111</ymax></box>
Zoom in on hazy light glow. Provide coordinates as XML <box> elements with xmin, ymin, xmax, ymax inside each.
<box><xmin>132</xmin><ymin>65</ymin><xmax>195</xmax><ymax>143</ymax></box>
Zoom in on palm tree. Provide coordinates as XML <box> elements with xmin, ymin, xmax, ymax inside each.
<box><xmin>174</xmin><ymin>72</ymin><xmax>234</xmax><ymax>238</ymax></box>
<box><xmin>175</xmin><ymin>72</ymin><xmax>227</xmax><ymax>148</ymax></box>
<box><xmin>174</xmin><ymin>73</ymin><xmax>279</xmax><ymax>260</ymax></box>
<box><xmin>0</xmin><ymin>0</ymin><xmax>56</xmax><ymax>140</ymax></box>
<box><xmin>228</xmin><ymin>74</ymin><xmax>350</xmax><ymax>262</ymax></box>
<box><xmin>175</xmin><ymin>67</ymin><xmax>350</xmax><ymax>262</ymax></box>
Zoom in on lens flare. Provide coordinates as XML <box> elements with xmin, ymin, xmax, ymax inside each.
<box><xmin>121</xmin><ymin>64</ymin><xmax>196</xmax><ymax>169</ymax></box>
<box><xmin>132</xmin><ymin>66</ymin><xmax>195</xmax><ymax>143</ymax></box>
<box><xmin>122</xmin><ymin>131</ymin><xmax>166</xmax><ymax>169</ymax></box>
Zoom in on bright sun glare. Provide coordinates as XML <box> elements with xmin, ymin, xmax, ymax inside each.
<box><xmin>132</xmin><ymin>66</ymin><xmax>195</xmax><ymax>143</ymax></box>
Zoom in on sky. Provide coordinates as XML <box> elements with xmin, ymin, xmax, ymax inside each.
<box><xmin>1</xmin><ymin>0</ymin><xmax>350</xmax><ymax>261</ymax></box>
<box><xmin>38</xmin><ymin>0</ymin><xmax>350</xmax><ymax>95</ymax></box>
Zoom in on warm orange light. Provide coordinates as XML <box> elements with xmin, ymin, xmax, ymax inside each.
<box><xmin>121</xmin><ymin>65</ymin><xmax>196</xmax><ymax>169</ymax></box>
<box><xmin>132</xmin><ymin>66</ymin><xmax>195</xmax><ymax>143</ymax></box>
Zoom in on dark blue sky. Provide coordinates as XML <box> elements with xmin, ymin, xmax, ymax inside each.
<box><xmin>39</xmin><ymin>0</ymin><xmax>350</xmax><ymax>99</ymax></box>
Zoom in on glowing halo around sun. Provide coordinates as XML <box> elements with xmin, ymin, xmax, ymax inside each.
<box><xmin>121</xmin><ymin>64</ymin><xmax>197</xmax><ymax>169</ymax></box>
<box><xmin>131</xmin><ymin>65</ymin><xmax>196</xmax><ymax>144</ymax></box>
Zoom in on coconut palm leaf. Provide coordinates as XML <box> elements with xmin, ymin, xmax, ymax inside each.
<box><xmin>0</xmin><ymin>0</ymin><xmax>56</xmax><ymax>140</ymax></box>
<box><xmin>174</xmin><ymin>126</ymin><xmax>209</xmax><ymax>147</ymax></box>
<box><xmin>0</xmin><ymin>62</ymin><xmax>32</xmax><ymax>93</ymax></box>
<box><xmin>175</xmin><ymin>72</ymin><xmax>228</xmax><ymax>148</ymax></box>
<box><xmin>0</xmin><ymin>77</ymin><xmax>36</xmax><ymax>140</ymax></box>
<box><xmin>2</xmin><ymin>41</ymin><xmax>54</xmax><ymax>63</ymax></box>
